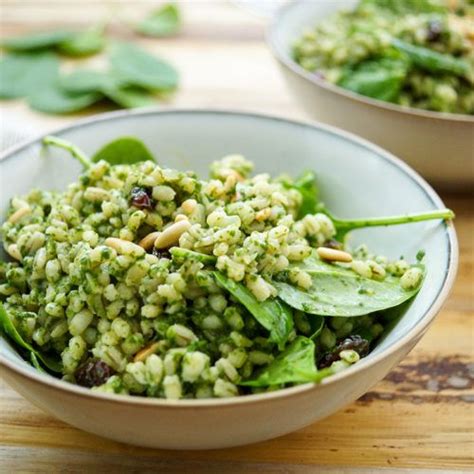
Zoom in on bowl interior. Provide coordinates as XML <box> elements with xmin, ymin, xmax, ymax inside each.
<box><xmin>0</xmin><ymin>110</ymin><xmax>454</xmax><ymax>388</ymax></box>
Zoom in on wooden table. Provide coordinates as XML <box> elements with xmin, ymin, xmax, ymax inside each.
<box><xmin>1</xmin><ymin>2</ymin><xmax>473</xmax><ymax>472</ymax></box>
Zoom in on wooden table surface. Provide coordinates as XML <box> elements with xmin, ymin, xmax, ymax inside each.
<box><xmin>1</xmin><ymin>2</ymin><xmax>473</xmax><ymax>472</ymax></box>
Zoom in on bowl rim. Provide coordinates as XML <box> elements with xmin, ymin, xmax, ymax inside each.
<box><xmin>0</xmin><ymin>107</ymin><xmax>458</xmax><ymax>408</ymax></box>
<box><xmin>266</xmin><ymin>0</ymin><xmax>474</xmax><ymax>124</ymax></box>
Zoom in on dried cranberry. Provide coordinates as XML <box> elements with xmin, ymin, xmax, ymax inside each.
<box><xmin>318</xmin><ymin>335</ymin><xmax>369</xmax><ymax>369</ymax></box>
<box><xmin>323</xmin><ymin>239</ymin><xmax>343</xmax><ymax>250</ymax></box>
<box><xmin>152</xmin><ymin>247</ymin><xmax>170</xmax><ymax>259</ymax></box>
<box><xmin>130</xmin><ymin>187</ymin><xmax>153</xmax><ymax>210</ymax></box>
<box><xmin>75</xmin><ymin>359</ymin><xmax>114</xmax><ymax>388</ymax></box>
<box><xmin>426</xmin><ymin>20</ymin><xmax>443</xmax><ymax>42</ymax></box>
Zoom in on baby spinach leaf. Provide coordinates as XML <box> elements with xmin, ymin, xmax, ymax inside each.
<box><xmin>137</xmin><ymin>4</ymin><xmax>181</xmax><ymax>37</ymax></box>
<box><xmin>391</xmin><ymin>38</ymin><xmax>470</xmax><ymax>77</ymax></box>
<box><xmin>275</xmin><ymin>258</ymin><xmax>425</xmax><ymax>317</ymax></box>
<box><xmin>0</xmin><ymin>303</ymin><xmax>62</xmax><ymax>373</ymax></box>
<box><xmin>294</xmin><ymin>171</ymin><xmax>319</xmax><ymax>218</ymax></box>
<box><xmin>43</xmin><ymin>136</ymin><xmax>92</xmax><ymax>169</ymax></box>
<box><xmin>110</xmin><ymin>42</ymin><xmax>179</xmax><ymax>91</ymax></box>
<box><xmin>28</xmin><ymin>84</ymin><xmax>102</xmax><ymax>114</ymax></box>
<box><xmin>59</xmin><ymin>69</ymin><xmax>113</xmax><ymax>93</ymax></box>
<box><xmin>330</xmin><ymin>208</ymin><xmax>455</xmax><ymax>241</ymax></box>
<box><xmin>58</xmin><ymin>25</ymin><xmax>106</xmax><ymax>57</ymax></box>
<box><xmin>308</xmin><ymin>315</ymin><xmax>324</xmax><ymax>339</ymax></box>
<box><xmin>92</xmin><ymin>137</ymin><xmax>156</xmax><ymax>164</ymax></box>
<box><xmin>338</xmin><ymin>57</ymin><xmax>408</xmax><ymax>102</ymax></box>
<box><xmin>102</xmin><ymin>85</ymin><xmax>155</xmax><ymax>109</ymax></box>
<box><xmin>213</xmin><ymin>271</ymin><xmax>293</xmax><ymax>349</ymax></box>
<box><xmin>0</xmin><ymin>52</ymin><xmax>59</xmax><ymax>99</ymax></box>
<box><xmin>240</xmin><ymin>336</ymin><xmax>317</xmax><ymax>387</ymax></box>
<box><xmin>1</xmin><ymin>30</ymin><xmax>75</xmax><ymax>51</ymax></box>
<box><xmin>170</xmin><ymin>247</ymin><xmax>217</xmax><ymax>265</ymax></box>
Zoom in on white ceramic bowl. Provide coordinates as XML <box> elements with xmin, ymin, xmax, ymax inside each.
<box><xmin>0</xmin><ymin>109</ymin><xmax>457</xmax><ymax>449</ymax></box>
<box><xmin>268</xmin><ymin>0</ymin><xmax>474</xmax><ymax>189</ymax></box>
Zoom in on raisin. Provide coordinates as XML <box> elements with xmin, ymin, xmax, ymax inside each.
<box><xmin>426</xmin><ymin>20</ymin><xmax>443</xmax><ymax>42</ymax></box>
<box><xmin>318</xmin><ymin>335</ymin><xmax>369</xmax><ymax>369</ymax></box>
<box><xmin>75</xmin><ymin>359</ymin><xmax>114</xmax><ymax>388</ymax></box>
<box><xmin>323</xmin><ymin>238</ymin><xmax>343</xmax><ymax>250</ymax></box>
<box><xmin>152</xmin><ymin>247</ymin><xmax>171</xmax><ymax>259</ymax></box>
<box><xmin>130</xmin><ymin>187</ymin><xmax>153</xmax><ymax>210</ymax></box>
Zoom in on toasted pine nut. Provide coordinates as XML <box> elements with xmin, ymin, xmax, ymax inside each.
<box><xmin>154</xmin><ymin>220</ymin><xmax>192</xmax><ymax>249</ymax></box>
<box><xmin>83</xmin><ymin>187</ymin><xmax>110</xmax><ymax>202</ymax></box>
<box><xmin>138</xmin><ymin>231</ymin><xmax>160</xmax><ymax>250</ymax></box>
<box><xmin>174</xmin><ymin>214</ymin><xmax>188</xmax><ymax>223</ymax></box>
<box><xmin>181</xmin><ymin>199</ymin><xmax>197</xmax><ymax>214</ymax></box>
<box><xmin>6</xmin><ymin>244</ymin><xmax>22</xmax><ymax>261</ymax></box>
<box><xmin>105</xmin><ymin>237</ymin><xmax>145</xmax><ymax>257</ymax></box>
<box><xmin>317</xmin><ymin>247</ymin><xmax>353</xmax><ymax>263</ymax></box>
<box><xmin>255</xmin><ymin>208</ymin><xmax>271</xmax><ymax>222</ymax></box>
<box><xmin>7</xmin><ymin>206</ymin><xmax>31</xmax><ymax>224</ymax></box>
<box><xmin>134</xmin><ymin>342</ymin><xmax>160</xmax><ymax>363</ymax></box>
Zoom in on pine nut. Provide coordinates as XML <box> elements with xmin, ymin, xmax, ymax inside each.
<box><xmin>174</xmin><ymin>214</ymin><xmax>188</xmax><ymax>222</ymax></box>
<box><xmin>134</xmin><ymin>341</ymin><xmax>160</xmax><ymax>363</ymax></box>
<box><xmin>7</xmin><ymin>206</ymin><xmax>31</xmax><ymax>224</ymax></box>
<box><xmin>181</xmin><ymin>199</ymin><xmax>197</xmax><ymax>214</ymax></box>
<box><xmin>255</xmin><ymin>208</ymin><xmax>271</xmax><ymax>222</ymax></box>
<box><xmin>317</xmin><ymin>247</ymin><xmax>353</xmax><ymax>262</ymax></box>
<box><xmin>6</xmin><ymin>244</ymin><xmax>22</xmax><ymax>261</ymax></box>
<box><xmin>83</xmin><ymin>187</ymin><xmax>110</xmax><ymax>202</ymax></box>
<box><xmin>105</xmin><ymin>237</ymin><xmax>145</xmax><ymax>257</ymax></box>
<box><xmin>138</xmin><ymin>231</ymin><xmax>160</xmax><ymax>250</ymax></box>
<box><xmin>154</xmin><ymin>220</ymin><xmax>192</xmax><ymax>249</ymax></box>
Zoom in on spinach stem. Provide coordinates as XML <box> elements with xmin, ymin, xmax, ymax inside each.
<box><xmin>332</xmin><ymin>209</ymin><xmax>454</xmax><ymax>232</ymax></box>
<box><xmin>43</xmin><ymin>135</ymin><xmax>92</xmax><ymax>170</ymax></box>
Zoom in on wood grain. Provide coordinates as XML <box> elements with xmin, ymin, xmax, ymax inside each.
<box><xmin>0</xmin><ymin>1</ymin><xmax>473</xmax><ymax>472</ymax></box>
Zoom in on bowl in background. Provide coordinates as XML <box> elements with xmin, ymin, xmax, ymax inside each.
<box><xmin>0</xmin><ymin>109</ymin><xmax>457</xmax><ymax>449</ymax></box>
<box><xmin>268</xmin><ymin>0</ymin><xmax>474</xmax><ymax>189</ymax></box>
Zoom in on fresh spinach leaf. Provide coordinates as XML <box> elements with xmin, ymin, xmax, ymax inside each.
<box><xmin>275</xmin><ymin>257</ymin><xmax>425</xmax><ymax>317</ymax></box>
<box><xmin>329</xmin><ymin>208</ymin><xmax>455</xmax><ymax>241</ymax></box>
<box><xmin>338</xmin><ymin>57</ymin><xmax>408</xmax><ymax>102</ymax></box>
<box><xmin>1</xmin><ymin>30</ymin><xmax>75</xmax><ymax>51</ymax></box>
<box><xmin>92</xmin><ymin>137</ymin><xmax>156</xmax><ymax>164</ymax></box>
<box><xmin>308</xmin><ymin>315</ymin><xmax>324</xmax><ymax>339</ymax></box>
<box><xmin>0</xmin><ymin>303</ymin><xmax>62</xmax><ymax>372</ymax></box>
<box><xmin>240</xmin><ymin>336</ymin><xmax>317</xmax><ymax>387</ymax></box>
<box><xmin>391</xmin><ymin>38</ymin><xmax>470</xmax><ymax>77</ymax></box>
<box><xmin>110</xmin><ymin>42</ymin><xmax>179</xmax><ymax>91</ymax></box>
<box><xmin>0</xmin><ymin>52</ymin><xmax>59</xmax><ymax>99</ymax></box>
<box><xmin>170</xmin><ymin>247</ymin><xmax>217</xmax><ymax>265</ymax></box>
<box><xmin>58</xmin><ymin>25</ymin><xmax>106</xmax><ymax>57</ymax></box>
<box><xmin>294</xmin><ymin>171</ymin><xmax>319</xmax><ymax>218</ymax></box>
<box><xmin>59</xmin><ymin>69</ymin><xmax>113</xmax><ymax>93</ymax></box>
<box><xmin>213</xmin><ymin>271</ymin><xmax>293</xmax><ymax>349</ymax></box>
<box><xmin>28</xmin><ymin>84</ymin><xmax>102</xmax><ymax>114</ymax></box>
<box><xmin>102</xmin><ymin>85</ymin><xmax>155</xmax><ymax>109</ymax></box>
<box><xmin>43</xmin><ymin>136</ymin><xmax>92</xmax><ymax>169</ymax></box>
<box><xmin>137</xmin><ymin>4</ymin><xmax>180</xmax><ymax>37</ymax></box>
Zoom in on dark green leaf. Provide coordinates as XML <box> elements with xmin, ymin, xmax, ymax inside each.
<box><xmin>58</xmin><ymin>26</ymin><xmax>106</xmax><ymax>57</ymax></box>
<box><xmin>28</xmin><ymin>84</ymin><xmax>102</xmax><ymax>114</ymax></box>
<box><xmin>92</xmin><ymin>137</ymin><xmax>156</xmax><ymax>164</ymax></box>
<box><xmin>338</xmin><ymin>57</ymin><xmax>408</xmax><ymax>102</ymax></box>
<box><xmin>0</xmin><ymin>52</ymin><xmax>59</xmax><ymax>99</ymax></box>
<box><xmin>137</xmin><ymin>4</ymin><xmax>180</xmax><ymax>37</ymax></box>
<box><xmin>294</xmin><ymin>171</ymin><xmax>319</xmax><ymax>218</ymax></box>
<box><xmin>391</xmin><ymin>38</ymin><xmax>470</xmax><ymax>77</ymax></box>
<box><xmin>308</xmin><ymin>315</ymin><xmax>324</xmax><ymax>339</ymax></box>
<box><xmin>0</xmin><ymin>302</ymin><xmax>62</xmax><ymax>372</ymax></box>
<box><xmin>170</xmin><ymin>247</ymin><xmax>217</xmax><ymax>265</ymax></box>
<box><xmin>110</xmin><ymin>42</ymin><xmax>178</xmax><ymax>91</ymax></box>
<box><xmin>275</xmin><ymin>257</ymin><xmax>424</xmax><ymax>317</ymax></box>
<box><xmin>1</xmin><ymin>30</ymin><xmax>75</xmax><ymax>51</ymax></box>
<box><xmin>240</xmin><ymin>336</ymin><xmax>317</xmax><ymax>387</ymax></box>
<box><xmin>214</xmin><ymin>271</ymin><xmax>293</xmax><ymax>349</ymax></box>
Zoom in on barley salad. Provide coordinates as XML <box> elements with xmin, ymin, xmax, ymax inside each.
<box><xmin>293</xmin><ymin>0</ymin><xmax>474</xmax><ymax>114</ymax></box>
<box><xmin>0</xmin><ymin>136</ymin><xmax>454</xmax><ymax>399</ymax></box>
